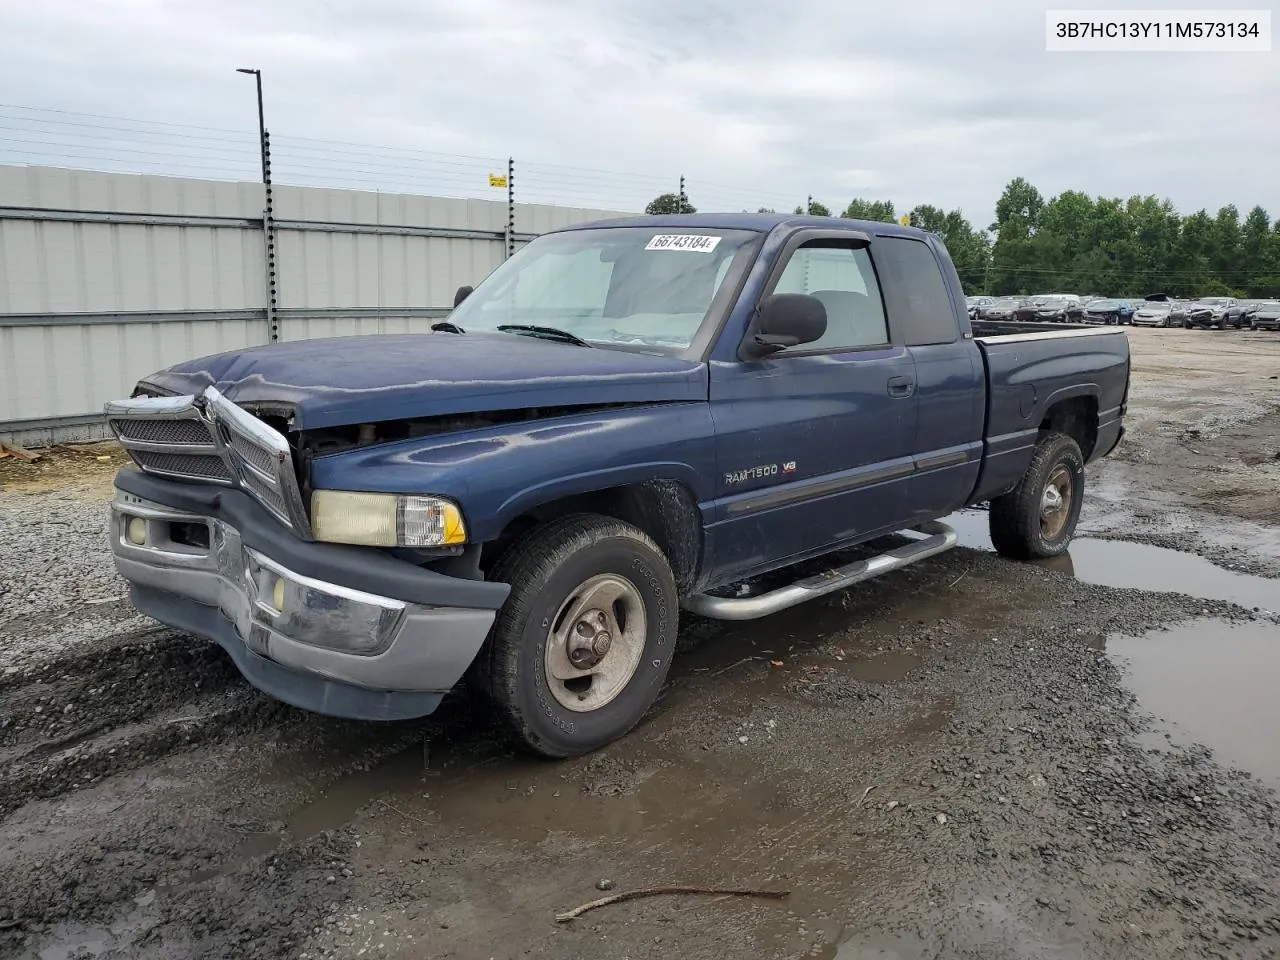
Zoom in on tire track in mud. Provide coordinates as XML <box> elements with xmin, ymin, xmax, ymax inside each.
<box><xmin>0</xmin><ymin>625</ymin><xmax>293</xmax><ymax>817</ymax></box>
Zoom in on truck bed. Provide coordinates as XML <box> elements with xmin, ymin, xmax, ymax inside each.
<box><xmin>967</xmin><ymin>322</ymin><xmax>1130</xmax><ymax>504</ymax></box>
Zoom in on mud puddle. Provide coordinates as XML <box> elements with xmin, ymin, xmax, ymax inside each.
<box><xmin>1109</xmin><ymin>618</ymin><xmax>1280</xmax><ymax>786</ymax></box>
<box><xmin>22</xmin><ymin>904</ymin><xmax>162</xmax><ymax>960</ymax></box>
<box><xmin>949</xmin><ymin>509</ymin><xmax>1280</xmax><ymax>611</ymax></box>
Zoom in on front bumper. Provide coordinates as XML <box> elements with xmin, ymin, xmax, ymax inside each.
<box><xmin>109</xmin><ymin>470</ymin><xmax>510</xmax><ymax>721</ymax></box>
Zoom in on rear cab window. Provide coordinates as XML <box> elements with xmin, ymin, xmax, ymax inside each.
<box><xmin>869</xmin><ymin>236</ymin><xmax>960</xmax><ymax>346</ymax></box>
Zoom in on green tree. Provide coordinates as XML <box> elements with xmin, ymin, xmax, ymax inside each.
<box><xmin>794</xmin><ymin>199</ymin><xmax>831</xmax><ymax>216</ymax></box>
<box><xmin>1240</xmin><ymin>209</ymin><xmax>1280</xmax><ymax>296</ymax></box>
<box><xmin>1170</xmin><ymin>210</ymin><xmax>1214</xmax><ymax>297</ymax></box>
<box><xmin>1206</xmin><ymin>205</ymin><xmax>1242</xmax><ymax>289</ymax></box>
<box><xmin>842</xmin><ymin>198</ymin><xmax>896</xmax><ymax>222</ymax></box>
<box><xmin>1240</xmin><ymin>206</ymin><xmax>1271</xmax><ymax>294</ymax></box>
<box><xmin>1261</xmin><ymin>221</ymin><xmax>1280</xmax><ymax>297</ymax></box>
<box><xmin>991</xmin><ymin>176</ymin><xmax>1045</xmax><ymax>233</ymax></box>
<box><xmin>645</xmin><ymin>193</ymin><xmax>696</xmax><ymax>215</ymax></box>
<box><xmin>1125</xmin><ymin>195</ymin><xmax>1181</xmax><ymax>295</ymax></box>
<box><xmin>939</xmin><ymin>211</ymin><xmax>992</xmax><ymax>294</ymax></box>
<box><xmin>907</xmin><ymin>204</ymin><xmax>947</xmax><ymax>234</ymax></box>
<box><xmin>990</xmin><ymin>178</ymin><xmax>1046</xmax><ymax>294</ymax></box>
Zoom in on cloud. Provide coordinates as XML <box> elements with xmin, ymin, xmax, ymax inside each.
<box><xmin>1</xmin><ymin>0</ymin><xmax>1276</xmax><ymax>226</ymax></box>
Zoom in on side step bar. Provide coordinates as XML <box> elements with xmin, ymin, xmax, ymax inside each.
<box><xmin>681</xmin><ymin>521</ymin><xmax>958</xmax><ymax>622</ymax></box>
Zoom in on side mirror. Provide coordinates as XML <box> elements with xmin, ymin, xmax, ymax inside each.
<box><xmin>453</xmin><ymin>285</ymin><xmax>473</xmax><ymax>307</ymax></box>
<box><xmin>740</xmin><ymin>293</ymin><xmax>827</xmax><ymax>360</ymax></box>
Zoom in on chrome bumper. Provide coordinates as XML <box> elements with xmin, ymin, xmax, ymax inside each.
<box><xmin>109</xmin><ymin>489</ymin><xmax>498</xmax><ymax>720</ymax></box>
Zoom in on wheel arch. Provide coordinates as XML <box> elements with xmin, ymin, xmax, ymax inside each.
<box><xmin>1038</xmin><ymin>391</ymin><xmax>1098</xmax><ymax>461</ymax></box>
<box><xmin>483</xmin><ymin>479</ymin><xmax>704</xmax><ymax>595</ymax></box>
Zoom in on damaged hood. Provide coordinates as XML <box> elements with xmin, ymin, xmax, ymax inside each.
<box><xmin>140</xmin><ymin>332</ymin><xmax>707</xmax><ymax>430</ymax></box>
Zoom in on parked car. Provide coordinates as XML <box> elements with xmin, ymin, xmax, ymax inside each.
<box><xmin>965</xmin><ymin>295</ymin><xmax>995</xmax><ymax>320</ymax></box>
<box><xmin>1225</xmin><ymin>300</ymin><xmax>1264</xmax><ymax>329</ymax></box>
<box><xmin>1185</xmin><ymin>297</ymin><xmax>1236</xmax><ymax>329</ymax></box>
<box><xmin>1251</xmin><ymin>300</ymin><xmax>1280</xmax><ymax>331</ymax></box>
<box><xmin>1130</xmin><ymin>301</ymin><xmax>1176</xmax><ymax>327</ymax></box>
<box><xmin>1084</xmin><ymin>298</ymin><xmax>1127</xmax><ymax>325</ymax></box>
<box><xmin>977</xmin><ymin>296</ymin><xmax>1023</xmax><ymax>320</ymax></box>
<box><xmin>1017</xmin><ymin>296</ymin><xmax>1083</xmax><ymax>323</ymax></box>
<box><xmin>1138</xmin><ymin>293</ymin><xmax>1191</xmax><ymax>327</ymax></box>
<box><xmin>102</xmin><ymin>213</ymin><xmax>1130</xmax><ymax>756</ymax></box>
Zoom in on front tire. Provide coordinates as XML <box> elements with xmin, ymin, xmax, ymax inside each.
<box><xmin>479</xmin><ymin>514</ymin><xmax>678</xmax><ymax>758</ymax></box>
<box><xmin>989</xmin><ymin>432</ymin><xmax>1085</xmax><ymax>560</ymax></box>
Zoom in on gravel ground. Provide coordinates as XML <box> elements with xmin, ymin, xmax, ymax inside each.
<box><xmin>0</xmin><ymin>327</ymin><xmax>1278</xmax><ymax>960</ymax></box>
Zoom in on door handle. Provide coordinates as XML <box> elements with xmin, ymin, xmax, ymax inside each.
<box><xmin>886</xmin><ymin>375</ymin><xmax>915</xmax><ymax>398</ymax></box>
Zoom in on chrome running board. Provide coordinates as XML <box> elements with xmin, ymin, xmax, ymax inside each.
<box><xmin>681</xmin><ymin>521</ymin><xmax>958</xmax><ymax>621</ymax></box>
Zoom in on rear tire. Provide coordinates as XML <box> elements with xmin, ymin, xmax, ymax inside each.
<box><xmin>989</xmin><ymin>432</ymin><xmax>1085</xmax><ymax>560</ymax></box>
<box><xmin>477</xmin><ymin>514</ymin><xmax>678</xmax><ymax>758</ymax></box>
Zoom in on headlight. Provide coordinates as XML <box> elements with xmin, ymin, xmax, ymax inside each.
<box><xmin>311</xmin><ymin>490</ymin><xmax>466</xmax><ymax>547</ymax></box>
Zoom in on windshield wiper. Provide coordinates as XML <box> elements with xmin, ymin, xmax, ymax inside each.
<box><xmin>430</xmin><ymin>321</ymin><xmax>465</xmax><ymax>334</ymax></box>
<box><xmin>496</xmin><ymin>324</ymin><xmax>592</xmax><ymax>347</ymax></box>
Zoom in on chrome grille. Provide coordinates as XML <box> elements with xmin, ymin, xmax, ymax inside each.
<box><xmin>104</xmin><ymin>387</ymin><xmax>312</xmax><ymax>539</ymax></box>
<box><xmin>133</xmin><ymin>451</ymin><xmax>234</xmax><ymax>481</ymax></box>
<box><xmin>110</xmin><ymin>418</ymin><xmax>212</xmax><ymax>445</ymax></box>
<box><xmin>226</xmin><ymin>430</ymin><xmax>278</xmax><ymax>476</ymax></box>
<box><xmin>240</xmin><ymin>470</ymin><xmax>289</xmax><ymax>519</ymax></box>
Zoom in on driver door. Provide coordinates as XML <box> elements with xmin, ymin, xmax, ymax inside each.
<box><xmin>705</xmin><ymin>238</ymin><xmax>919</xmax><ymax>584</ymax></box>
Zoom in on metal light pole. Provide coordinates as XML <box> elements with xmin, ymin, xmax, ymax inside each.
<box><xmin>236</xmin><ymin>68</ymin><xmax>267</xmax><ymax>183</ymax></box>
<box><xmin>237</xmin><ymin>68</ymin><xmax>278</xmax><ymax>341</ymax></box>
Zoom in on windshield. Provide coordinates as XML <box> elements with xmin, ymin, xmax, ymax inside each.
<box><xmin>1142</xmin><ymin>302</ymin><xmax>1171</xmax><ymax>311</ymax></box>
<box><xmin>1088</xmin><ymin>299</ymin><xmax>1116</xmax><ymax>309</ymax></box>
<box><xmin>447</xmin><ymin>226</ymin><xmax>759</xmax><ymax>353</ymax></box>
<box><xmin>1198</xmin><ymin>297</ymin><xmax>1229</xmax><ymax>305</ymax></box>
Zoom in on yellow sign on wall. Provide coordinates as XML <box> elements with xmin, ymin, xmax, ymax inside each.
<box><xmin>489</xmin><ymin>174</ymin><xmax>508</xmax><ymax>188</ymax></box>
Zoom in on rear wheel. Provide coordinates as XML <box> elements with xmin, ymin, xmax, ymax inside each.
<box><xmin>477</xmin><ymin>514</ymin><xmax>678</xmax><ymax>758</ymax></box>
<box><xmin>989</xmin><ymin>432</ymin><xmax>1085</xmax><ymax>560</ymax></box>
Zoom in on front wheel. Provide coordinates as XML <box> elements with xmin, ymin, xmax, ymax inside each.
<box><xmin>989</xmin><ymin>432</ymin><xmax>1085</xmax><ymax>560</ymax></box>
<box><xmin>477</xmin><ymin>514</ymin><xmax>678</xmax><ymax>758</ymax></box>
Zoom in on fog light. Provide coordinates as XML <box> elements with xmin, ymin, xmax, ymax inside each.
<box><xmin>126</xmin><ymin>516</ymin><xmax>147</xmax><ymax>545</ymax></box>
<box><xmin>271</xmin><ymin>576</ymin><xmax>286</xmax><ymax>614</ymax></box>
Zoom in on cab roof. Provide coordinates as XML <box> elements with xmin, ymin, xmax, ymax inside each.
<box><xmin>558</xmin><ymin>211</ymin><xmax>929</xmax><ymax>239</ymax></box>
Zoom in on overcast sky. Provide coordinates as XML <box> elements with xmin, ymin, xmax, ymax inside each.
<box><xmin>1</xmin><ymin>0</ymin><xmax>1277</xmax><ymax>226</ymax></box>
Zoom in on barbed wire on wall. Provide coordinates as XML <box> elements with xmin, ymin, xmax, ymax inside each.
<box><xmin>0</xmin><ymin>104</ymin><xmax>804</xmax><ymax>214</ymax></box>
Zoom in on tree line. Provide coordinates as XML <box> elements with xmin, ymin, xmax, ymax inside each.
<box><xmin>644</xmin><ymin>180</ymin><xmax>1280</xmax><ymax>298</ymax></box>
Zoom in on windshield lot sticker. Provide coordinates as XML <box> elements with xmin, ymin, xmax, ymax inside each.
<box><xmin>645</xmin><ymin>234</ymin><xmax>722</xmax><ymax>253</ymax></box>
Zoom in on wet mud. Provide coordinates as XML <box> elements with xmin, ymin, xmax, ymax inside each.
<box><xmin>1</xmin><ymin>327</ymin><xmax>1280</xmax><ymax>959</ymax></box>
<box><xmin>1110</xmin><ymin>619</ymin><xmax>1280</xmax><ymax>786</ymax></box>
<box><xmin>950</xmin><ymin>509</ymin><xmax>1280</xmax><ymax>612</ymax></box>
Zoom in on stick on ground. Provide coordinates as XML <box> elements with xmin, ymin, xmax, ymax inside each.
<box><xmin>555</xmin><ymin>885</ymin><xmax>789</xmax><ymax>922</ymax></box>
<box><xmin>0</xmin><ymin>440</ymin><xmax>39</xmax><ymax>462</ymax></box>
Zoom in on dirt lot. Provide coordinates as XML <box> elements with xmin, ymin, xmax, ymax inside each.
<box><xmin>1</xmin><ymin>327</ymin><xmax>1279</xmax><ymax>960</ymax></box>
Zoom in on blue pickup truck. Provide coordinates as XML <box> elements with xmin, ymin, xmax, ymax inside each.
<box><xmin>104</xmin><ymin>213</ymin><xmax>1129</xmax><ymax>757</ymax></box>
